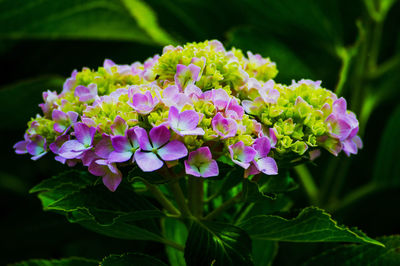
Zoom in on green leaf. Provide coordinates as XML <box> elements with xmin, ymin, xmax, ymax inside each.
<box><xmin>238</xmin><ymin>207</ymin><xmax>383</xmax><ymax>246</ymax></box>
<box><xmin>0</xmin><ymin>0</ymin><xmax>170</xmax><ymax>45</ymax></box>
<box><xmin>128</xmin><ymin>166</ymin><xmax>171</xmax><ymax>185</ymax></box>
<box><xmin>120</xmin><ymin>0</ymin><xmax>176</xmax><ymax>45</ymax></box>
<box><xmin>31</xmin><ymin>170</ymin><xmax>167</xmax><ymax>243</ymax></box>
<box><xmin>184</xmin><ymin>220</ymin><xmax>253</xmax><ymax>266</ymax></box>
<box><xmin>304</xmin><ymin>235</ymin><xmax>400</xmax><ymax>265</ymax></box>
<box><xmin>242</xmin><ymin>179</ymin><xmax>275</xmax><ymax>202</ymax></box>
<box><xmin>252</xmin><ymin>240</ymin><xmax>278</xmax><ymax>266</ymax></box>
<box><xmin>13</xmin><ymin>257</ymin><xmax>97</xmax><ymax>266</ymax></box>
<box><xmin>373</xmin><ymin>104</ymin><xmax>400</xmax><ymax>187</ymax></box>
<box><xmin>257</xmin><ymin>170</ymin><xmax>298</xmax><ymax>194</ymax></box>
<box><xmin>101</xmin><ymin>252</ymin><xmax>167</xmax><ymax>266</ymax></box>
<box><xmin>164</xmin><ymin>218</ymin><xmax>187</xmax><ymax>266</ymax></box>
<box><xmin>0</xmin><ymin>76</ymin><xmax>64</xmax><ymax>130</ymax></box>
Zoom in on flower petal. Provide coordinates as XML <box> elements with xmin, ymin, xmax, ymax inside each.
<box><xmin>254</xmin><ymin>157</ymin><xmax>278</xmax><ymax>175</ymax></box>
<box><xmin>199</xmin><ymin>160</ymin><xmax>219</xmax><ymax>177</ymax></box>
<box><xmin>149</xmin><ymin>125</ymin><xmax>170</xmax><ymax>149</ymax></box>
<box><xmin>108</xmin><ymin>150</ymin><xmax>133</xmax><ymax>163</ymax></box>
<box><xmin>157</xmin><ymin>140</ymin><xmax>188</xmax><ymax>161</ymax></box>
<box><xmin>74</xmin><ymin>123</ymin><xmax>96</xmax><ymax>146</ymax></box>
<box><xmin>134</xmin><ymin>150</ymin><xmax>164</xmax><ymax>172</ymax></box>
<box><xmin>134</xmin><ymin>127</ymin><xmax>152</xmax><ymax>151</ymax></box>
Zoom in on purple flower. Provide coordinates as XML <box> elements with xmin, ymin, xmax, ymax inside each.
<box><xmin>212</xmin><ymin>89</ymin><xmax>230</xmax><ymax>111</ymax></box>
<box><xmin>39</xmin><ymin>90</ymin><xmax>59</xmax><ymax>116</ymax></box>
<box><xmin>211</xmin><ymin>113</ymin><xmax>237</xmax><ymax>139</ymax></box>
<box><xmin>251</xmin><ymin>137</ymin><xmax>278</xmax><ymax>175</ymax></box>
<box><xmin>133</xmin><ymin>125</ymin><xmax>188</xmax><ymax>172</ymax></box>
<box><xmin>26</xmin><ymin>135</ymin><xmax>47</xmax><ymax>160</ymax></box>
<box><xmin>74</xmin><ymin>83</ymin><xmax>98</xmax><ymax>102</ymax></box>
<box><xmin>110</xmin><ymin>116</ymin><xmax>128</xmax><ymax>136</ymax></box>
<box><xmin>95</xmin><ymin>134</ymin><xmax>113</xmax><ymax>159</ymax></box>
<box><xmin>228</xmin><ymin>141</ymin><xmax>257</xmax><ymax>169</ymax></box>
<box><xmin>58</xmin><ymin>123</ymin><xmax>96</xmax><ymax>159</ymax></box>
<box><xmin>130</xmin><ymin>91</ymin><xmax>159</xmax><ymax>114</ymax></box>
<box><xmin>103</xmin><ymin>59</ymin><xmax>132</xmax><ymax>75</ymax></box>
<box><xmin>62</xmin><ymin>70</ymin><xmax>78</xmax><ymax>94</ymax></box>
<box><xmin>174</xmin><ymin>64</ymin><xmax>201</xmax><ymax>90</ymax></box>
<box><xmin>14</xmin><ymin>133</ymin><xmax>30</xmax><ymax>154</ymax></box>
<box><xmin>52</xmin><ymin>109</ymin><xmax>78</xmax><ymax>133</ymax></box>
<box><xmin>343</xmin><ymin>135</ymin><xmax>363</xmax><ymax>156</ymax></box>
<box><xmin>325</xmin><ymin>114</ymin><xmax>352</xmax><ymax>141</ymax></box>
<box><xmin>260</xmin><ymin>80</ymin><xmax>280</xmax><ymax>104</ymax></box>
<box><xmin>161</xmin><ymin>85</ymin><xmax>192</xmax><ymax>109</ymax></box>
<box><xmin>108</xmin><ymin>128</ymin><xmax>139</xmax><ymax>163</ymax></box>
<box><xmin>168</xmin><ymin>106</ymin><xmax>204</xmax><ymax>136</ymax></box>
<box><xmin>184</xmin><ymin>147</ymin><xmax>219</xmax><ymax>178</ymax></box>
<box><xmin>89</xmin><ymin>159</ymin><xmax>122</xmax><ymax>192</ymax></box>
<box><xmin>225</xmin><ymin>98</ymin><xmax>244</xmax><ymax>120</ymax></box>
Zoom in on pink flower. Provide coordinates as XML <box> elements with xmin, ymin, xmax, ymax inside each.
<box><xmin>184</xmin><ymin>147</ymin><xmax>219</xmax><ymax>178</ymax></box>
<box><xmin>133</xmin><ymin>125</ymin><xmax>188</xmax><ymax>172</ymax></box>
<box><xmin>168</xmin><ymin>106</ymin><xmax>204</xmax><ymax>136</ymax></box>
<box><xmin>211</xmin><ymin>113</ymin><xmax>237</xmax><ymax>139</ymax></box>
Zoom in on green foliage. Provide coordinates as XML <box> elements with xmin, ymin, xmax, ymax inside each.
<box><xmin>184</xmin><ymin>220</ymin><xmax>253</xmax><ymax>266</ymax></box>
<box><xmin>252</xmin><ymin>240</ymin><xmax>278</xmax><ymax>266</ymax></box>
<box><xmin>0</xmin><ymin>0</ymin><xmax>171</xmax><ymax>44</ymax></box>
<box><xmin>305</xmin><ymin>235</ymin><xmax>400</xmax><ymax>265</ymax></box>
<box><xmin>238</xmin><ymin>207</ymin><xmax>383</xmax><ymax>246</ymax></box>
<box><xmin>164</xmin><ymin>218</ymin><xmax>187</xmax><ymax>266</ymax></box>
<box><xmin>13</xmin><ymin>258</ymin><xmax>98</xmax><ymax>266</ymax></box>
<box><xmin>373</xmin><ymin>104</ymin><xmax>400</xmax><ymax>187</ymax></box>
<box><xmin>31</xmin><ymin>170</ymin><xmax>167</xmax><ymax>243</ymax></box>
<box><xmin>100</xmin><ymin>252</ymin><xmax>167</xmax><ymax>266</ymax></box>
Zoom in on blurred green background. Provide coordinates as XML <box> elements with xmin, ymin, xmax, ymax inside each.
<box><xmin>1</xmin><ymin>0</ymin><xmax>399</xmax><ymax>265</ymax></box>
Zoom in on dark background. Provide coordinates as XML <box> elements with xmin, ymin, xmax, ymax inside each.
<box><xmin>1</xmin><ymin>0</ymin><xmax>399</xmax><ymax>265</ymax></box>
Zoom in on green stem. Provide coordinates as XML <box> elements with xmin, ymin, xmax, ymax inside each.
<box><xmin>131</xmin><ymin>177</ymin><xmax>180</xmax><ymax>216</ymax></box>
<box><xmin>204</xmin><ymin>192</ymin><xmax>242</xmax><ymax>220</ymax></box>
<box><xmin>168</xmin><ymin>180</ymin><xmax>192</xmax><ymax>218</ymax></box>
<box><xmin>188</xmin><ymin>176</ymin><xmax>204</xmax><ymax>217</ymax></box>
<box><xmin>294</xmin><ymin>164</ymin><xmax>319</xmax><ymax>205</ymax></box>
<box><xmin>327</xmin><ymin>182</ymin><xmax>378</xmax><ymax>212</ymax></box>
<box><xmin>335</xmin><ymin>47</ymin><xmax>352</xmax><ymax>96</ymax></box>
<box><xmin>160</xmin><ymin>238</ymin><xmax>185</xmax><ymax>252</ymax></box>
<box><xmin>326</xmin><ymin>159</ymin><xmax>351</xmax><ymax>205</ymax></box>
<box><xmin>368</xmin><ymin>54</ymin><xmax>400</xmax><ymax>79</ymax></box>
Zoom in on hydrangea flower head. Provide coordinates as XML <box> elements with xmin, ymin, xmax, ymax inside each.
<box><xmin>14</xmin><ymin>40</ymin><xmax>362</xmax><ymax>191</ymax></box>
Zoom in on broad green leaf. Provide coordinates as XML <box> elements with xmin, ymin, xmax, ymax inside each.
<box><xmin>256</xmin><ymin>170</ymin><xmax>298</xmax><ymax>194</ymax></box>
<box><xmin>184</xmin><ymin>220</ymin><xmax>253</xmax><ymax>266</ymax></box>
<box><xmin>164</xmin><ymin>218</ymin><xmax>187</xmax><ymax>266</ymax></box>
<box><xmin>304</xmin><ymin>235</ymin><xmax>400</xmax><ymax>265</ymax></box>
<box><xmin>252</xmin><ymin>240</ymin><xmax>278</xmax><ymax>266</ymax></box>
<box><xmin>0</xmin><ymin>77</ymin><xmax>64</xmax><ymax>130</ymax></box>
<box><xmin>101</xmin><ymin>252</ymin><xmax>167</xmax><ymax>266</ymax></box>
<box><xmin>128</xmin><ymin>166</ymin><xmax>171</xmax><ymax>185</ymax></box>
<box><xmin>13</xmin><ymin>257</ymin><xmax>97</xmax><ymax>266</ymax></box>
<box><xmin>242</xmin><ymin>179</ymin><xmax>275</xmax><ymax>202</ymax></box>
<box><xmin>31</xmin><ymin>170</ymin><xmax>166</xmax><ymax>243</ymax></box>
<box><xmin>238</xmin><ymin>207</ymin><xmax>383</xmax><ymax>246</ymax></box>
<box><xmin>0</xmin><ymin>0</ymin><xmax>169</xmax><ymax>44</ymax></box>
<box><xmin>372</xmin><ymin>104</ymin><xmax>400</xmax><ymax>187</ymax></box>
<box><xmin>120</xmin><ymin>0</ymin><xmax>176</xmax><ymax>45</ymax></box>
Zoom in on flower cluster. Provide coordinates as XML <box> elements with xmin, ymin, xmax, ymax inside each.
<box><xmin>14</xmin><ymin>40</ymin><xmax>362</xmax><ymax>191</ymax></box>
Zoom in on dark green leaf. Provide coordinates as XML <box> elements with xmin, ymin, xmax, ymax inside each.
<box><xmin>0</xmin><ymin>0</ymin><xmax>170</xmax><ymax>45</ymax></box>
<box><xmin>238</xmin><ymin>207</ymin><xmax>383</xmax><ymax>246</ymax></box>
<box><xmin>257</xmin><ymin>170</ymin><xmax>298</xmax><ymax>194</ymax></box>
<box><xmin>164</xmin><ymin>218</ymin><xmax>187</xmax><ymax>266</ymax></box>
<box><xmin>0</xmin><ymin>77</ymin><xmax>64</xmax><ymax>130</ymax></box>
<box><xmin>304</xmin><ymin>236</ymin><xmax>400</xmax><ymax>266</ymax></box>
<box><xmin>31</xmin><ymin>170</ymin><xmax>166</xmax><ymax>242</ymax></box>
<box><xmin>184</xmin><ymin>220</ymin><xmax>253</xmax><ymax>266</ymax></box>
<box><xmin>128</xmin><ymin>166</ymin><xmax>171</xmax><ymax>184</ymax></box>
<box><xmin>242</xmin><ymin>179</ymin><xmax>275</xmax><ymax>202</ymax></box>
<box><xmin>252</xmin><ymin>240</ymin><xmax>278</xmax><ymax>266</ymax></box>
<box><xmin>13</xmin><ymin>257</ymin><xmax>97</xmax><ymax>266</ymax></box>
<box><xmin>101</xmin><ymin>252</ymin><xmax>167</xmax><ymax>266</ymax></box>
<box><xmin>373</xmin><ymin>104</ymin><xmax>400</xmax><ymax>187</ymax></box>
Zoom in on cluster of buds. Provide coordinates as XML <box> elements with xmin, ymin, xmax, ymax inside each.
<box><xmin>14</xmin><ymin>40</ymin><xmax>362</xmax><ymax>191</ymax></box>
